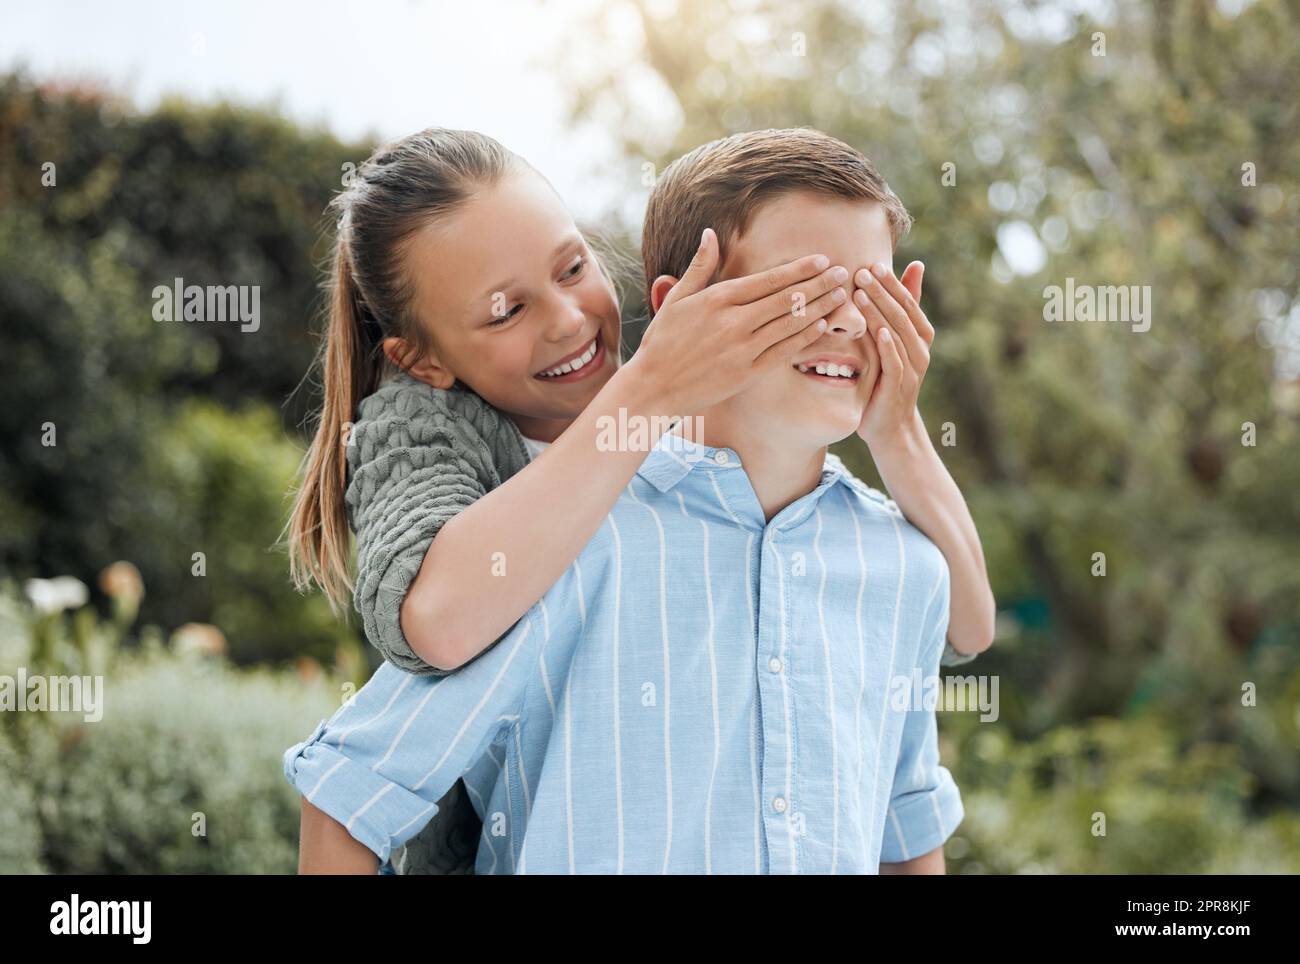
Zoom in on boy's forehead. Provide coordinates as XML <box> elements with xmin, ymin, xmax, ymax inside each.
<box><xmin>719</xmin><ymin>192</ymin><xmax>894</xmax><ymax>280</ymax></box>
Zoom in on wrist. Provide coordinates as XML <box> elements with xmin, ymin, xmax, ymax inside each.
<box><xmin>863</xmin><ymin>406</ymin><xmax>928</xmax><ymax>459</ymax></box>
<box><xmin>606</xmin><ymin>354</ymin><xmax>682</xmax><ymax>419</ymax></box>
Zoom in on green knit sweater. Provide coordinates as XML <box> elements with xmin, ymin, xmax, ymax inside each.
<box><xmin>347</xmin><ymin>371</ymin><xmax>531</xmax><ymax>675</ymax></box>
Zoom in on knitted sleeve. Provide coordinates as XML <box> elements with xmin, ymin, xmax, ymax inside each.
<box><xmin>940</xmin><ymin>641</ymin><xmax>979</xmax><ymax>666</ymax></box>
<box><xmin>346</xmin><ymin>375</ymin><xmax>528</xmax><ymax>675</ymax></box>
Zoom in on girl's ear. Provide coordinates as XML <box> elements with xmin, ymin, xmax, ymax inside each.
<box><xmin>381</xmin><ymin>336</ymin><xmax>455</xmax><ymax>390</ymax></box>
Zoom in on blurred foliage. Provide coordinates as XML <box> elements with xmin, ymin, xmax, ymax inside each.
<box><xmin>0</xmin><ymin>579</ymin><xmax>358</xmax><ymax>873</ymax></box>
<box><xmin>941</xmin><ymin>655</ymin><xmax>1300</xmax><ymax>873</ymax></box>
<box><xmin>121</xmin><ymin>400</ymin><xmax>350</xmax><ymax>664</ymax></box>
<box><xmin>0</xmin><ymin>71</ymin><xmax>371</xmax><ymax>666</ymax></box>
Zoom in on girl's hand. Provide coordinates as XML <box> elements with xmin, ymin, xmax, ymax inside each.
<box><xmin>633</xmin><ymin>227</ymin><xmax>851</xmax><ymax>415</ymax></box>
<box><xmin>852</xmin><ymin>260</ymin><xmax>934</xmax><ymax>448</ymax></box>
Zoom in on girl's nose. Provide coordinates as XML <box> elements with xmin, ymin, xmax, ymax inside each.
<box><xmin>546</xmin><ymin>295</ymin><xmax>587</xmax><ymax>341</ymax></box>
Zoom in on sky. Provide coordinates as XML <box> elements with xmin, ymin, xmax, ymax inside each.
<box><xmin>0</xmin><ymin>0</ymin><xmax>635</xmax><ymax>221</ymax></box>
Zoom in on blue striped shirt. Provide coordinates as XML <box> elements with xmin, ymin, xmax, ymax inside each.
<box><xmin>283</xmin><ymin>433</ymin><xmax>963</xmax><ymax>873</ymax></box>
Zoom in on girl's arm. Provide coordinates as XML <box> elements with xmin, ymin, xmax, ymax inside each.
<box><xmin>853</xmin><ymin>261</ymin><xmax>995</xmax><ymax>658</ymax></box>
<box><xmin>298</xmin><ymin>798</ymin><xmax>379</xmax><ymax>874</ymax></box>
<box><xmin>868</xmin><ymin>410</ymin><xmax>995</xmax><ymax>657</ymax></box>
<box><xmin>880</xmin><ymin>847</ymin><xmax>946</xmax><ymax>874</ymax></box>
<box><xmin>402</xmin><ymin>232</ymin><xmax>849</xmax><ymax>670</ymax></box>
<box><xmin>403</xmin><ymin>360</ymin><xmax>661</xmax><ymax>668</ymax></box>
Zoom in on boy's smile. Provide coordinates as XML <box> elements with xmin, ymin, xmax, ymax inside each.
<box><xmin>793</xmin><ymin>351</ymin><xmax>864</xmax><ymax>386</ymax></box>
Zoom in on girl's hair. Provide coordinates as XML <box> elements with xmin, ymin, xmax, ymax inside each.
<box><xmin>288</xmin><ymin>128</ymin><xmax>522</xmax><ymax>610</ymax></box>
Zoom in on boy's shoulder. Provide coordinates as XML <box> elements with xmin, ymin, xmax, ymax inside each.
<box><xmin>824</xmin><ymin>452</ymin><xmax>900</xmax><ymax>516</ymax></box>
<box><xmin>826</xmin><ymin>455</ymin><xmax>950</xmax><ymax>583</ymax></box>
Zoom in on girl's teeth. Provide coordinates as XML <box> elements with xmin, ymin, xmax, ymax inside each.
<box><xmin>798</xmin><ymin>364</ymin><xmax>809</xmax><ymax>372</ymax></box>
<box><xmin>540</xmin><ymin>338</ymin><xmax>598</xmax><ymax>377</ymax></box>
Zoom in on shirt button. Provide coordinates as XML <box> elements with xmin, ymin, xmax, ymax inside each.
<box><xmin>712</xmin><ymin>450</ymin><xmax>730</xmax><ymax>465</ymax></box>
<box><xmin>772</xmin><ymin>796</ymin><xmax>787</xmax><ymax>813</ymax></box>
<box><xmin>768</xmin><ymin>657</ymin><xmax>782</xmax><ymax>673</ymax></box>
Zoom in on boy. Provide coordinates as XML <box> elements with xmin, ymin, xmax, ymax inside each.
<box><xmin>286</xmin><ymin>128</ymin><xmax>985</xmax><ymax>873</ymax></box>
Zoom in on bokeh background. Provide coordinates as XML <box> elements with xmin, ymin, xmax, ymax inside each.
<box><xmin>2</xmin><ymin>0</ymin><xmax>1298</xmax><ymax>873</ymax></box>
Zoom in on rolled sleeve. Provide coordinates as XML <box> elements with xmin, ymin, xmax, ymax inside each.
<box><xmin>284</xmin><ymin>727</ymin><xmax>440</xmax><ymax>863</ymax></box>
<box><xmin>880</xmin><ymin>747</ymin><xmax>965</xmax><ymax>863</ymax></box>
<box><xmin>282</xmin><ymin>607</ymin><xmax>546</xmax><ymax>861</ymax></box>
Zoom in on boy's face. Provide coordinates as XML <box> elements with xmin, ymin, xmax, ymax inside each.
<box><xmin>712</xmin><ymin>191</ymin><xmax>892</xmax><ymax>449</ymax></box>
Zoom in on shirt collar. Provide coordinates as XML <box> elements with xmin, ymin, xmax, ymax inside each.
<box><xmin>635</xmin><ymin>432</ymin><xmax>856</xmax><ymax>496</ymax></box>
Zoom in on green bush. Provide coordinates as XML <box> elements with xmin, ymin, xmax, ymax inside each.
<box><xmin>0</xmin><ymin>583</ymin><xmax>349</xmax><ymax>874</ymax></box>
<box><xmin>122</xmin><ymin>399</ymin><xmax>351</xmax><ymax>666</ymax></box>
<box><xmin>0</xmin><ymin>726</ymin><xmax>46</xmax><ymax>873</ymax></box>
<box><xmin>0</xmin><ymin>71</ymin><xmax>371</xmax><ymax>667</ymax></box>
<box><xmin>943</xmin><ymin>704</ymin><xmax>1300</xmax><ymax>874</ymax></box>
<box><xmin>27</xmin><ymin>648</ymin><xmax>339</xmax><ymax>874</ymax></box>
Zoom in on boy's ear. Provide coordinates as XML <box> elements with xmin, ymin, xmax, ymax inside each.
<box><xmin>381</xmin><ymin>336</ymin><xmax>455</xmax><ymax>390</ymax></box>
<box><xmin>649</xmin><ymin>275</ymin><xmax>680</xmax><ymax>315</ymax></box>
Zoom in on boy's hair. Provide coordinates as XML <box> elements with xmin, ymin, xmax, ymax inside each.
<box><xmin>641</xmin><ymin>128</ymin><xmax>912</xmax><ymax>298</ymax></box>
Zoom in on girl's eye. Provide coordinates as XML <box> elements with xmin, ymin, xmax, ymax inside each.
<box><xmin>488</xmin><ymin>303</ymin><xmax>523</xmax><ymax>327</ymax></box>
<box><xmin>561</xmin><ymin>256</ymin><xmax>587</xmax><ymax>281</ymax></box>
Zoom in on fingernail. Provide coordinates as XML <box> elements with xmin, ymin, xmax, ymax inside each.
<box><xmin>832</xmin><ymin>266</ymin><xmax>849</xmax><ymax>282</ymax></box>
<box><xmin>813</xmin><ymin>254</ymin><xmax>830</xmax><ymax>270</ymax></box>
<box><xmin>831</xmin><ymin>288</ymin><xmax>846</xmax><ymax>303</ymax></box>
<box><xmin>871</xmin><ymin>262</ymin><xmax>887</xmax><ymax>278</ymax></box>
<box><xmin>880</xmin><ymin>327</ymin><xmax>891</xmax><ymax>342</ymax></box>
<box><xmin>700</xmin><ymin>228</ymin><xmax>710</xmax><ymax>247</ymax></box>
<box><xmin>817</xmin><ymin>319</ymin><xmax>828</xmax><ymax>332</ymax></box>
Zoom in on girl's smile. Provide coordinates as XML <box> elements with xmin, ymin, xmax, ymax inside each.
<box><xmin>533</xmin><ymin>330</ymin><xmax>608</xmax><ymax>382</ymax></box>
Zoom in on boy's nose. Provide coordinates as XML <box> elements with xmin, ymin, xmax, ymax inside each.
<box><xmin>825</xmin><ymin>296</ymin><xmax>867</xmax><ymax>339</ymax></box>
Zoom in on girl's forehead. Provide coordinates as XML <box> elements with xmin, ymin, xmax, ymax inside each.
<box><xmin>405</xmin><ymin>172</ymin><xmax>580</xmax><ymax>315</ymax></box>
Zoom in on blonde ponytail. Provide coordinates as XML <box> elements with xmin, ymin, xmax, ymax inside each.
<box><xmin>288</xmin><ymin>240</ymin><xmax>383</xmax><ymax>611</ymax></box>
